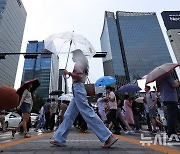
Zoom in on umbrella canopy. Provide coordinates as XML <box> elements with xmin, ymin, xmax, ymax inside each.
<box><xmin>145</xmin><ymin>63</ymin><xmax>180</xmax><ymax>84</ymax></box>
<box><xmin>49</xmin><ymin>90</ymin><xmax>64</xmax><ymax>96</ymax></box>
<box><xmin>119</xmin><ymin>84</ymin><xmax>141</xmax><ymax>93</ymax></box>
<box><xmin>58</xmin><ymin>94</ymin><xmax>73</xmax><ymax>102</ymax></box>
<box><xmin>0</xmin><ymin>85</ymin><xmax>19</xmax><ymax>110</ymax></box>
<box><xmin>16</xmin><ymin>79</ymin><xmax>40</xmax><ymax>96</ymax></box>
<box><xmin>44</xmin><ymin>31</ymin><xmax>96</xmax><ymax>58</ymax></box>
<box><xmin>95</xmin><ymin>76</ymin><xmax>116</xmax><ymax>87</ymax></box>
<box><xmin>135</xmin><ymin>97</ymin><xmax>145</xmax><ymax>103</ymax></box>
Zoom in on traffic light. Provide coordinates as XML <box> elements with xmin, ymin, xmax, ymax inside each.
<box><xmin>93</xmin><ymin>52</ymin><xmax>107</xmax><ymax>58</ymax></box>
<box><xmin>0</xmin><ymin>54</ymin><xmax>6</xmax><ymax>59</ymax></box>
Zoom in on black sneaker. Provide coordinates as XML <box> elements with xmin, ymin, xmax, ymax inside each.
<box><xmin>151</xmin><ymin>130</ymin><xmax>157</xmax><ymax>135</ymax></box>
<box><xmin>114</xmin><ymin>131</ymin><xmax>121</xmax><ymax>135</ymax></box>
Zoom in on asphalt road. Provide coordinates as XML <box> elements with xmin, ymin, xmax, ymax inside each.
<box><xmin>0</xmin><ymin>127</ymin><xmax>179</xmax><ymax>154</ymax></box>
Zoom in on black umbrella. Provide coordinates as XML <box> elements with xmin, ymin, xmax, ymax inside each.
<box><xmin>49</xmin><ymin>90</ymin><xmax>64</xmax><ymax>96</ymax></box>
<box><xmin>16</xmin><ymin>79</ymin><xmax>40</xmax><ymax>96</ymax></box>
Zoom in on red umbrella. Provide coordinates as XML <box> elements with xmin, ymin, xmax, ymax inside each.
<box><xmin>0</xmin><ymin>85</ymin><xmax>19</xmax><ymax>110</ymax></box>
<box><xmin>146</xmin><ymin>63</ymin><xmax>180</xmax><ymax>84</ymax></box>
<box><xmin>16</xmin><ymin>79</ymin><xmax>40</xmax><ymax>96</ymax></box>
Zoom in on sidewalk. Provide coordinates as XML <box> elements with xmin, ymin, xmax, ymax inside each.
<box><xmin>0</xmin><ymin>127</ymin><xmax>179</xmax><ymax>154</ymax></box>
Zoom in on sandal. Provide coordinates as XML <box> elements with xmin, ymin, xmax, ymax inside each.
<box><xmin>24</xmin><ymin>133</ymin><xmax>31</xmax><ymax>138</ymax></box>
<box><xmin>50</xmin><ymin>140</ymin><xmax>66</xmax><ymax>147</ymax></box>
<box><xmin>12</xmin><ymin>129</ymin><xmax>16</xmax><ymax>137</ymax></box>
<box><xmin>80</xmin><ymin>129</ymin><xmax>87</xmax><ymax>133</ymax></box>
<box><xmin>103</xmin><ymin>135</ymin><xmax>118</xmax><ymax>148</ymax></box>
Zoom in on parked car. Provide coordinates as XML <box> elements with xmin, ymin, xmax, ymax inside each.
<box><xmin>30</xmin><ymin>113</ymin><xmax>39</xmax><ymax>127</ymax></box>
<box><xmin>4</xmin><ymin>112</ymin><xmax>22</xmax><ymax>129</ymax></box>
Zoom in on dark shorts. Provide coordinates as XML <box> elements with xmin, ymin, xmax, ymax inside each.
<box><xmin>21</xmin><ymin>102</ymin><xmax>31</xmax><ymax>113</ymax></box>
<box><xmin>149</xmin><ymin>106</ymin><xmax>157</xmax><ymax>118</ymax></box>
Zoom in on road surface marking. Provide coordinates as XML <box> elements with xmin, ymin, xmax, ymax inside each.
<box><xmin>115</xmin><ymin>135</ymin><xmax>180</xmax><ymax>154</ymax></box>
<box><xmin>0</xmin><ymin>132</ymin><xmax>179</xmax><ymax>154</ymax></box>
<box><xmin>0</xmin><ymin>133</ymin><xmax>52</xmax><ymax>149</ymax></box>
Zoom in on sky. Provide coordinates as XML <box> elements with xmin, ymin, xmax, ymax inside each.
<box><xmin>15</xmin><ymin>0</ymin><xmax>180</xmax><ymax>90</ymax></box>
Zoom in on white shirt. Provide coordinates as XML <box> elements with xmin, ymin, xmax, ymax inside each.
<box><xmin>97</xmin><ymin>98</ymin><xmax>106</xmax><ymax>111</ymax></box>
<box><xmin>108</xmin><ymin>91</ymin><xmax>117</xmax><ymax>110</ymax></box>
<box><xmin>22</xmin><ymin>89</ymin><xmax>32</xmax><ymax>104</ymax></box>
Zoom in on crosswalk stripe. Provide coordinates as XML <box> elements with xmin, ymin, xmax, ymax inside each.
<box><xmin>115</xmin><ymin>135</ymin><xmax>180</xmax><ymax>154</ymax></box>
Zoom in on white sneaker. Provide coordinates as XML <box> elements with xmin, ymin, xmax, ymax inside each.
<box><xmin>130</xmin><ymin>130</ymin><xmax>134</xmax><ymax>134</ymax></box>
<box><xmin>124</xmin><ymin>131</ymin><xmax>130</xmax><ymax>134</ymax></box>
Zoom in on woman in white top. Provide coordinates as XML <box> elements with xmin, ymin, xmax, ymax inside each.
<box><xmin>12</xmin><ymin>83</ymin><xmax>33</xmax><ymax>138</ymax></box>
<box><xmin>97</xmin><ymin>93</ymin><xmax>107</xmax><ymax>123</ymax></box>
<box><xmin>50</xmin><ymin>49</ymin><xmax>118</xmax><ymax>148</ymax></box>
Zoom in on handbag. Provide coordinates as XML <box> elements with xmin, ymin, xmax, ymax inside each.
<box><xmin>84</xmin><ymin>77</ymin><xmax>95</xmax><ymax>96</ymax></box>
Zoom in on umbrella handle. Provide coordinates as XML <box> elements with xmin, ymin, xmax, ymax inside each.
<box><xmin>63</xmin><ymin>74</ymin><xmax>70</xmax><ymax>79</ymax></box>
<box><xmin>65</xmin><ymin>40</ymin><xmax>73</xmax><ymax>69</ymax></box>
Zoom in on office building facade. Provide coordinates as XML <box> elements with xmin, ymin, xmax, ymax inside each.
<box><xmin>22</xmin><ymin>41</ymin><xmax>59</xmax><ymax>99</ymax></box>
<box><xmin>101</xmin><ymin>11</ymin><xmax>173</xmax><ymax>86</ymax></box>
<box><xmin>161</xmin><ymin>11</ymin><xmax>180</xmax><ymax>64</ymax></box>
<box><xmin>0</xmin><ymin>0</ymin><xmax>26</xmax><ymax>86</ymax></box>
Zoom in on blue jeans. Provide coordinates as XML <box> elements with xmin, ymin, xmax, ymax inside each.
<box><xmin>35</xmin><ymin>115</ymin><xmax>45</xmax><ymax>131</ymax></box>
<box><xmin>53</xmin><ymin>82</ymin><xmax>111</xmax><ymax>144</ymax></box>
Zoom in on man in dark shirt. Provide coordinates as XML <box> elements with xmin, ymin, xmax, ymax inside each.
<box><xmin>43</xmin><ymin>98</ymin><xmax>51</xmax><ymax>132</ymax></box>
<box><xmin>156</xmin><ymin>73</ymin><xmax>179</xmax><ymax>137</ymax></box>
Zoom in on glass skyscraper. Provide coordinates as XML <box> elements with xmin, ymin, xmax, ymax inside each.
<box><xmin>0</xmin><ymin>0</ymin><xmax>26</xmax><ymax>86</ymax></box>
<box><xmin>101</xmin><ymin>11</ymin><xmax>173</xmax><ymax>86</ymax></box>
<box><xmin>161</xmin><ymin>11</ymin><xmax>180</xmax><ymax>64</ymax></box>
<box><xmin>22</xmin><ymin>41</ymin><xmax>59</xmax><ymax>99</ymax></box>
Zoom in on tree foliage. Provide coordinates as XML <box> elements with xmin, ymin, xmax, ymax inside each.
<box><xmin>32</xmin><ymin>95</ymin><xmax>44</xmax><ymax>113</ymax></box>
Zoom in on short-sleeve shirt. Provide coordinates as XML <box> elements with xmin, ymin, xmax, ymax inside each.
<box><xmin>108</xmin><ymin>91</ymin><xmax>117</xmax><ymax>110</ymax></box>
<box><xmin>43</xmin><ymin>103</ymin><xmax>51</xmax><ymax>113</ymax></box>
<box><xmin>51</xmin><ymin>101</ymin><xmax>57</xmax><ymax>114</ymax></box>
<box><xmin>145</xmin><ymin>92</ymin><xmax>156</xmax><ymax>108</ymax></box>
<box><xmin>156</xmin><ymin>74</ymin><xmax>178</xmax><ymax>102</ymax></box>
<box><xmin>22</xmin><ymin>89</ymin><xmax>32</xmax><ymax>104</ymax></box>
<box><xmin>72</xmin><ymin>62</ymin><xmax>86</xmax><ymax>83</ymax></box>
<box><xmin>97</xmin><ymin>98</ymin><xmax>106</xmax><ymax>111</ymax></box>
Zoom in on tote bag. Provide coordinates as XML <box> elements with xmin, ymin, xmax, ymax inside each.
<box><xmin>84</xmin><ymin>77</ymin><xmax>95</xmax><ymax>96</ymax></box>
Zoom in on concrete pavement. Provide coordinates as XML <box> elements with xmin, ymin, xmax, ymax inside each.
<box><xmin>0</xmin><ymin>127</ymin><xmax>179</xmax><ymax>154</ymax></box>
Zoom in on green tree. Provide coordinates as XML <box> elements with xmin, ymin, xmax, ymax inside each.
<box><xmin>31</xmin><ymin>95</ymin><xmax>44</xmax><ymax>113</ymax></box>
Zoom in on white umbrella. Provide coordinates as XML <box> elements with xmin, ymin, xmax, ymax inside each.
<box><xmin>44</xmin><ymin>31</ymin><xmax>96</xmax><ymax>59</ymax></box>
<box><xmin>135</xmin><ymin>97</ymin><xmax>144</xmax><ymax>103</ymax></box>
<box><xmin>58</xmin><ymin>94</ymin><xmax>73</xmax><ymax>101</ymax></box>
<box><xmin>44</xmin><ymin>31</ymin><xmax>96</xmax><ymax>80</ymax></box>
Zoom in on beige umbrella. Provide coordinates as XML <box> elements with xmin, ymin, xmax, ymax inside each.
<box><xmin>135</xmin><ymin>97</ymin><xmax>145</xmax><ymax>103</ymax></box>
<box><xmin>146</xmin><ymin>63</ymin><xmax>180</xmax><ymax>84</ymax></box>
